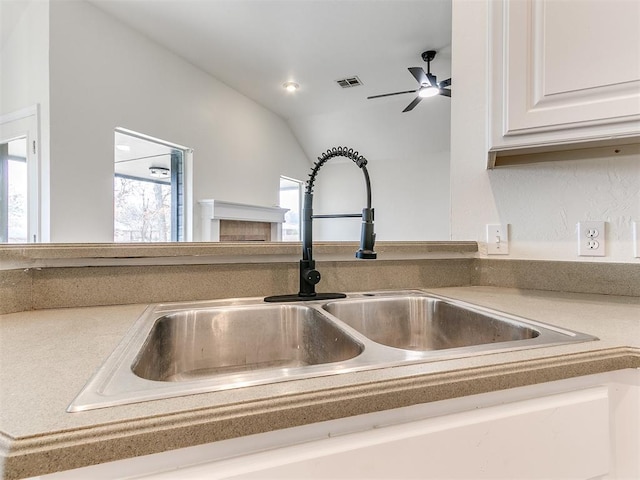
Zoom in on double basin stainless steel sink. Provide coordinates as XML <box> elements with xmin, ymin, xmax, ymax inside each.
<box><xmin>68</xmin><ymin>291</ymin><xmax>597</xmax><ymax>412</ymax></box>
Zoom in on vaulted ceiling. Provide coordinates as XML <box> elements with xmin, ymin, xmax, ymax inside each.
<box><xmin>88</xmin><ymin>0</ymin><xmax>452</xmax><ymax>121</ymax></box>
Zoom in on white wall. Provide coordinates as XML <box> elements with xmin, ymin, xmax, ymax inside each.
<box><xmin>0</xmin><ymin>0</ymin><xmax>48</xmax><ymax>117</ymax></box>
<box><xmin>289</xmin><ymin>97</ymin><xmax>451</xmax><ymax>242</ymax></box>
<box><xmin>450</xmin><ymin>0</ymin><xmax>640</xmax><ymax>263</ymax></box>
<box><xmin>47</xmin><ymin>0</ymin><xmax>310</xmax><ymax>242</ymax></box>
<box><xmin>0</xmin><ymin>0</ymin><xmax>51</xmax><ymax>240</ymax></box>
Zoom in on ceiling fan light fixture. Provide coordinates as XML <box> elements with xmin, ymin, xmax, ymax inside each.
<box><xmin>283</xmin><ymin>81</ymin><xmax>299</xmax><ymax>93</ymax></box>
<box><xmin>418</xmin><ymin>86</ymin><xmax>439</xmax><ymax>98</ymax></box>
<box><xmin>367</xmin><ymin>49</ymin><xmax>451</xmax><ymax>112</ymax></box>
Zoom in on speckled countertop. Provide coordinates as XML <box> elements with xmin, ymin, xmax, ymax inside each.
<box><xmin>1</xmin><ymin>286</ymin><xmax>639</xmax><ymax>479</ymax></box>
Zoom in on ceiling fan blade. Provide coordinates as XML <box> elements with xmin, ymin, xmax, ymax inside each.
<box><xmin>367</xmin><ymin>89</ymin><xmax>417</xmax><ymax>100</ymax></box>
<box><xmin>439</xmin><ymin>89</ymin><xmax>451</xmax><ymax>97</ymax></box>
<box><xmin>426</xmin><ymin>73</ymin><xmax>438</xmax><ymax>88</ymax></box>
<box><xmin>402</xmin><ymin>96</ymin><xmax>423</xmax><ymax>112</ymax></box>
<box><xmin>408</xmin><ymin>67</ymin><xmax>428</xmax><ymax>85</ymax></box>
<box><xmin>438</xmin><ymin>78</ymin><xmax>451</xmax><ymax>88</ymax></box>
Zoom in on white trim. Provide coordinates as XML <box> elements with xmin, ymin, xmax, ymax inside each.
<box><xmin>183</xmin><ymin>148</ymin><xmax>194</xmax><ymax>242</ymax></box>
<box><xmin>0</xmin><ymin>105</ymin><xmax>38</xmax><ymax>126</ymax></box>
<box><xmin>114</xmin><ymin>126</ymin><xmax>191</xmax><ymax>151</ymax></box>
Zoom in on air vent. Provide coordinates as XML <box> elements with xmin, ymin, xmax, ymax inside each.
<box><xmin>336</xmin><ymin>76</ymin><xmax>363</xmax><ymax>88</ymax></box>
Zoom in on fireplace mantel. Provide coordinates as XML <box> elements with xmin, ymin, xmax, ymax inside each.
<box><xmin>199</xmin><ymin>200</ymin><xmax>289</xmax><ymax>242</ymax></box>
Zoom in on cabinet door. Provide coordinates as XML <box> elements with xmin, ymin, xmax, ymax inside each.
<box><xmin>489</xmin><ymin>0</ymin><xmax>640</xmax><ymax>152</ymax></box>
<box><xmin>196</xmin><ymin>387</ymin><xmax>610</xmax><ymax>479</ymax></box>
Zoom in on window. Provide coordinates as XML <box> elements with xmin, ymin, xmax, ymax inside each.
<box><xmin>279</xmin><ymin>176</ymin><xmax>303</xmax><ymax>241</ymax></box>
<box><xmin>114</xmin><ymin>129</ymin><xmax>187</xmax><ymax>242</ymax></box>
<box><xmin>0</xmin><ymin>138</ymin><xmax>28</xmax><ymax>243</ymax></box>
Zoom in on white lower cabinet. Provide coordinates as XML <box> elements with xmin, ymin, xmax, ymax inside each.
<box><xmin>214</xmin><ymin>387</ymin><xmax>610</xmax><ymax>479</ymax></box>
<box><xmin>39</xmin><ymin>369</ymin><xmax>639</xmax><ymax>480</ymax></box>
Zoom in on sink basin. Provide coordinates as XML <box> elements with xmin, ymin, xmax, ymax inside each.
<box><xmin>68</xmin><ymin>291</ymin><xmax>597</xmax><ymax>412</ymax></box>
<box><xmin>133</xmin><ymin>305</ymin><xmax>362</xmax><ymax>382</ymax></box>
<box><xmin>322</xmin><ymin>296</ymin><xmax>539</xmax><ymax>351</ymax></box>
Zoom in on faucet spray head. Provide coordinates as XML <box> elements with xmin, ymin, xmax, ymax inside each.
<box><xmin>356</xmin><ymin>207</ymin><xmax>377</xmax><ymax>259</ymax></box>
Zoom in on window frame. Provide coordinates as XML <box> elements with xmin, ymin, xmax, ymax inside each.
<box><xmin>113</xmin><ymin>127</ymin><xmax>191</xmax><ymax>243</ymax></box>
<box><xmin>279</xmin><ymin>175</ymin><xmax>303</xmax><ymax>242</ymax></box>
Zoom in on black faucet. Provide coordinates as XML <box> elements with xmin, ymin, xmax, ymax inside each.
<box><xmin>265</xmin><ymin>147</ymin><xmax>376</xmax><ymax>302</ymax></box>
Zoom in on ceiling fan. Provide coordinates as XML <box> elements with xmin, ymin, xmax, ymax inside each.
<box><xmin>367</xmin><ymin>50</ymin><xmax>451</xmax><ymax>112</ymax></box>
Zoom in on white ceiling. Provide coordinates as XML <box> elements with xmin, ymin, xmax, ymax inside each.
<box><xmin>88</xmin><ymin>0</ymin><xmax>452</xmax><ymax>121</ymax></box>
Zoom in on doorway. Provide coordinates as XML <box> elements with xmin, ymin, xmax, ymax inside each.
<box><xmin>0</xmin><ymin>137</ymin><xmax>28</xmax><ymax>242</ymax></box>
<box><xmin>0</xmin><ymin>106</ymin><xmax>40</xmax><ymax>243</ymax></box>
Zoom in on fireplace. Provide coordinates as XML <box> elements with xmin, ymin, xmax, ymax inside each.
<box><xmin>199</xmin><ymin>200</ymin><xmax>289</xmax><ymax>242</ymax></box>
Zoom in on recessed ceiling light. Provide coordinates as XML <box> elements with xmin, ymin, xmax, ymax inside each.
<box><xmin>283</xmin><ymin>81</ymin><xmax>299</xmax><ymax>93</ymax></box>
<box><xmin>116</xmin><ymin>144</ymin><xmax>131</xmax><ymax>152</ymax></box>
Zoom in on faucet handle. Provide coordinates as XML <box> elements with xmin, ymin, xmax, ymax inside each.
<box><xmin>303</xmin><ymin>268</ymin><xmax>321</xmax><ymax>285</ymax></box>
<box><xmin>298</xmin><ymin>259</ymin><xmax>321</xmax><ymax>297</ymax></box>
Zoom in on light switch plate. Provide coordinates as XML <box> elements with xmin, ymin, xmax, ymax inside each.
<box><xmin>486</xmin><ymin>224</ymin><xmax>509</xmax><ymax>255</ymax></box>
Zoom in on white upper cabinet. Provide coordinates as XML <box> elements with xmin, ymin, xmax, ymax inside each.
<box><xmin>488</xmin><ymin>0</ymin><xmax>640</xmax><ymax>166</ymax></box>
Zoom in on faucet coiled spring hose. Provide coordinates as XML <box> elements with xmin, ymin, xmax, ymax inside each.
<box><xmin>306</xmin><ymin>146</ymin><xmax>372</xmax><ymax>209</ymax></box>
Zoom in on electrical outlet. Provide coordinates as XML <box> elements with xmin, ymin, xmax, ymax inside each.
<box><xmin>634</xmin><ymin>221</ymin><xmax>640</xmax><ymax>258</ymax></box>
<box><xmin>486</xmin><ymin>224</ymin><xmax>509</xmax><ymax>255</ymax></box>
<box><xmin>578</xmin><ymin>221</ymin><xmax>606</xmax><ymax>256</ymax></box>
